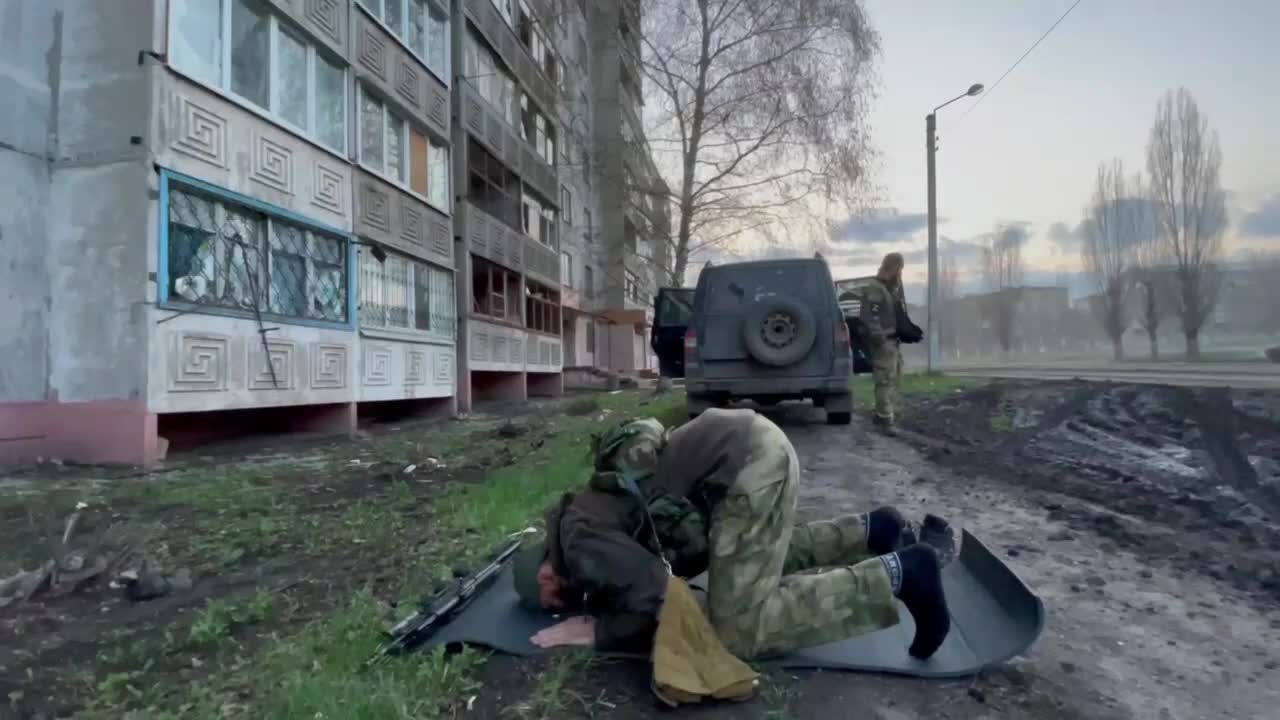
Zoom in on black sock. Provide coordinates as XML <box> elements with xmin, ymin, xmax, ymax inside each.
<box><xmin>893</xmin><ymin>544</ymin><xmax>950</xmax><ymax>659</ymax></box>
<box><xmin>917</xmin><ymin>514</ymin><xmax>957</xmax><ymax>567</ymax></box>
<box><xmin>867</xmin><ymin>506</ymin><xmax>917</xmax><ymax>556</ymax></box>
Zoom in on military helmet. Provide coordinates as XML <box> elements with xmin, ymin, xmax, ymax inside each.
<box><xmin>591</xmin><ymin>417</ymin><xmax>667</xmax><ymax>479</ymax></box>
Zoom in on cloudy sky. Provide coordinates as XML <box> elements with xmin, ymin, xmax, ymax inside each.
<box><xmin>720</xmin><ymin>0</ymin><xmax>1280</xmax><ymax>300</ymax></box>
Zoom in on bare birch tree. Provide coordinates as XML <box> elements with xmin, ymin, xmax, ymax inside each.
<box><xmin>981</xmin><ymin>225</ymin><xmax>1025</xmax><ymax>354</ymax></box>
<box><xmin>1146</xmin><ymin>87</ymin><xmax>1227</xmax><ymax>359</ymax></box>
<box><xmin>1129</xmin><ymin>195</ymin><xmax>1173</xmax><ymax>359</ymax></box>
<box><xmin>639</xmin><ymin>0</ymin><xmax>880</xmax><ymax>282</ymax></box>
<box><xmin>1081</xmin><ymin>159</ymin><xmax>1143</xmax><ymax>360</ymax></box>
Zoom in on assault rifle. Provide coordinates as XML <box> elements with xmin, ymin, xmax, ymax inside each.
<box><xmin>366</xmin><ymin>534</ymin><xmax>527</xmax><ymax>667</ymax></box>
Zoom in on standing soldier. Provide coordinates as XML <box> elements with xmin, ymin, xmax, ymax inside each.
<box><xmin>860</xmin><ymin>253</ymin><xmax>907</xmax><ymax>434</ymax></box>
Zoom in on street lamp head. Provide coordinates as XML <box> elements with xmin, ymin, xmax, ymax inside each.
<box><xmin>967</xmin><ymin>83</ymin><xmax>985</xmax><ymax>97</ymax></box>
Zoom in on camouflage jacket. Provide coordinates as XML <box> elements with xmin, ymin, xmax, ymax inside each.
<box><xmin>544</xmin><ymin>409</ymin><xmax>759</xmax><ymax>653</ymax></box>
<box><xmin>860</xmin><ymin>277</ymin><xmax>906</xmax><ymax>343</ymax></box>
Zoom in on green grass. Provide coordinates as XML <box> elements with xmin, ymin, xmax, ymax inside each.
<box><xmin>852</xmin><ymin>371</ymin><xmax>979</xmax><ymax>409</ymax></box>
<box><xmin>72</xmin><ymin>389</ymin><xmax>687</xmax><ymax>719</ymax></box>
<box><xmin>504</xmin><ymin>653</ymin><xmax>610</xmax><ymax>720</ymax></box>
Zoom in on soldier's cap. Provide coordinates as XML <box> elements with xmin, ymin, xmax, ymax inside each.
<box><xmin>512</xmin><ymin>539</ymin><xmax>549</xmax><ymax>611</ymax></box>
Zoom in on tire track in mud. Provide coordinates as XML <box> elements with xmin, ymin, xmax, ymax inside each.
<box><xmin>903</xmin><ymin>380</ymin><xmax>1280</xmax><ymax>608</ymax></box>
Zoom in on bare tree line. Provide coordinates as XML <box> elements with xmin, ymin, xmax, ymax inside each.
<box><xmin>1080</xmin><ymin>87</ymin><xmax>1227</xmax><ymax>360</ymax></box>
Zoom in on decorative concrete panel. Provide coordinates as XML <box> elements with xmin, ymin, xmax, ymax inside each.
<box><xmin>264</xmin><ymin>0</ymin><xmax>349</xmax><ymax>58</ymax></box>
<box><xmin>351</xmin><ymin>10</ymin><xmax>450</xmax><ymax>139</ymax></box>
<box><xmin>155</xmin><ymin>75</ymin><xmax>352</xmax><ymax>229</ymax></box>
<box><xmin>467</xmin><ymin>319</ymin><xmax>526</xmax><ymax>372</ymax></box>
<box><xmin>458</xmin><ymin>202</ymin><xmax>561</xmax><ymax>286</ymax></box>
<box><xmin>148</xmin><ymin>313</ymin><xmax>354</xmax><ymax>413</ymax></box>
<box><xmin>523</xmin><ymin>335</ymin><xmax>563</xmax><ymax>375</ymax></box>
<box><xmin>355</xmin><ymin>336</ymin><xmax>454</xmax><ymax>400</ymax></box>
<box><xmin>457</xmin><ymin>81</ymin><xmax>557</xmax><ymax>203</ymax></box>
<box><xmin>354</xmin><ymin>171</ymin><xmax>453</xmax><ymax>268</ymax></box>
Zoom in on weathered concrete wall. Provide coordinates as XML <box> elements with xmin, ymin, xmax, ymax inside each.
<box><xmin>0</xmin><ymin>0</ymin><xmax>55</xmax><ymax>405</ymax></box>
<box><xmin>47</xmin><ymin>0</ymin><xmax>157</xmax><ymax>403</ymax></box>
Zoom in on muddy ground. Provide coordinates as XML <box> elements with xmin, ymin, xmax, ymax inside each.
<box><xmin>3</xmin><ymin>380</ymin><xmax>1279</xmax><ymax>719</ymax></box>
<box><xmin>471</xmin><ymin>380</ymin><xmax>1280</xmax><ymax>720</ymax></box>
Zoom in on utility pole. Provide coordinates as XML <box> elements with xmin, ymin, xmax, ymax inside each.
<box><xmin>926</xmin><ymin>112</ymin><xmax>939</xmax><ymax>372</ymax></box>
<box><xmin>924</xmin><ymin>83</ymin><xmax>984</xmax><ymax>373</ymax></box>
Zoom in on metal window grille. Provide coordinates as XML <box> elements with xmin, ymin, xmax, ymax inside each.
<box><xmin>359</xmin><ymin>249</ymin><xmax>456</xmax><ymax>337</ymax></box>
<box><xmin>166</xmin><ymin>186</ymin><xmax>348</xmax><ymax>323</ymax></box>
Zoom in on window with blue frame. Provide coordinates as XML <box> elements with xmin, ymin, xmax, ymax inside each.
<box><xmin>165</xmin><ymin>182</ymin><xmax>350</xmax><ymax>324</ymax></box>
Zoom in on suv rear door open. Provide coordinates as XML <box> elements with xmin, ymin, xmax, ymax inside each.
<box><xmin>651</xmin><ymin>287</ymin><xmax>695</xmax><ymax>377</ymax></box>
<box><xmin>835</xmin><ymin>276</ymin><xmax>875</xmax><ymax>375</ymax></box>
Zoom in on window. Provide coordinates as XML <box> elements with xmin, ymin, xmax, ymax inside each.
<box><xmin>584</xmin><ymin>208</ymin><xmax>593</xmax><ymax>244</ymax></box>
<box><xmin>561</xmin><ymin>185</ymin><xmax>573</xmax><ymax>225</ymax></box>
<box><xmin>359</xmin><ymin>249</ymin><xmax>455</xmax><ymax>335</ymax></box>
<box><xmin>583</xmin><ymin>264</ymin><xmax>594</xmax><ymax>298</ymax></box>
<box><xmin>359</xmin><ymin>86</ymin><xmax>450</xmax><ymax>211</ymax></box>
<box><xmin>170</xmin><ymin>0</ymin><xmax>348</xmax><ymax>153</ymax></box>
<box><xmin>519</xmin><ymin>93</ymin><xmax>557</xmax><ymax>166</ymax></box>
<box><xmin>359</xmin><ymin>0</ymin><xmax>451</xmax><ymax>80</ymax></box>
<box><xmin>585</xmin><ymin>318</ymin><xmax>595</xmax><ymax>352</ymax></box>
<box><xmin>625</xmin><ymin>270</ymin><xmax>640</xmax><ymax>302</ymax></box>
<box><xmin>525</xmin><ymin>280</ymin><xmax>561</xmax><ymax>335</ymax></box>
<box><xmin>467</xmin><ymin>138</ymin><xmax>520</xmax><ymax>230</ymax></box>
<box><xmin>516</xmin><ymin>1</ymin><xmax>558</xmax><ymax>86</ymax></box>
<box><xmin>491</xmin><ymin>0</ymin><xmax>515</xmax><ymax>26</ymax></box>
<box><xmin>164</xmin><ymin>181</ymin><xmax>349</xmax><ymax>324</ymax></box>
<box><xmin>471</xmin><ymin>256</ymin><xmax>522</xmax><ymax>322</ymax></box>
<box><xmin>521</xmin><ymin>191</ymin><xmax>557</xmax><ymax>248</ymax></box>
<box><xmin>561</xmin><ymin>251</ymin><xmax>573</xmax><ymax>288</ymax></box>
<box><xmin>463</xmin><ymin>30</ymin><xmax>518</xmax><ymax>127</ymax></box>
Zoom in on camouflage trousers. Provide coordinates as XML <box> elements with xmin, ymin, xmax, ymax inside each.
<box><xmin>871</xmin><ymin>340</ymin><xmax>904</xmax><ymax>423</ymax></box>
<box><xmin>706</xmin><ymin>414</ymin><xmax>899</xmax><ymax>660</ymax></box>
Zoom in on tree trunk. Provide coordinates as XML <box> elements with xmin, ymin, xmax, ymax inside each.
<box><xmin>1112</xmin><ymin>336</ymin><xmax>1124</xmax><ymax>361</ymax></box>
<box><xmin>1185</xmin><ymin>332</ymin><xmax>1201</xmax><ymax>360</ymax></box>
<box><xmin>1148</xmin><ymin>330</ymin><xmax>1159</xmax><ymax>360</ymax></box>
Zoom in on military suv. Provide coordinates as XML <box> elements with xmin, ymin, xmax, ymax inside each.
<box><xmin>651</xmin><ymin>257</ymin><xmax>854</xmax><ymax>424</ymax></box>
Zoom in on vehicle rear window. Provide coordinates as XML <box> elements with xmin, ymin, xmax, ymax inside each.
<box><xmin>702</xmin><ymin>263</ymin><xmax>831</xmax><ymax>314</ymax></box>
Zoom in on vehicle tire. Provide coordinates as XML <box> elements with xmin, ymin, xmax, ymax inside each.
<box><xmin>742</xmin><ymin>295</ymin><xmax>817</xmax><ymax>367</ymax></box>
<box><xmin>827</xmin><ymin>411</ymin><xmax>852</xmax><ymax>425</ymax></box>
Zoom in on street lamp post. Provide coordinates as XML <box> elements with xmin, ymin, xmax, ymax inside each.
<box><xmin>926</xmin><ymin>82</ymin><xmax>984</xmax><ymax>372</ymax></box>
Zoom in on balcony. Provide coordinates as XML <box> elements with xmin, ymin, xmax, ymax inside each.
<box><xmin>458</xmin><ymin>80</ymin><xmax>559</xmax><ymax>203</ymax></box>
<box><xmin>463</xmin><ymin>0</ymin><xmax>559</xmax><ymax>116</ymax></box>
<box><xmin>457</xmin><ymin>201</ymin><xmax>560</xmax><ymax>287</ymax></box>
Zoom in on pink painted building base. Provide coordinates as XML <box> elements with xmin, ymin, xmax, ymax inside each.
<box><xmin>0</xmin><ymin>399</ymin><xmax>161</xmax><ymax>467</ymax></box>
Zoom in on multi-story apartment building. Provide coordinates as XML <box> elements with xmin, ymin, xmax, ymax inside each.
<box><xmin>0</xmin><ymin>0</ymin><xmax>668</xmax><ymax>465</ymax></box>
<box><xmin>1</xmin><ymin>0</ymin><xmax>460</xmax><ymax>466</ymax></box>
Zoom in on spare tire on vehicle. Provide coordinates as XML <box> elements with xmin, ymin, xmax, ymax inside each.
<box><xmin>742</xmin><ymin>295</ymin><xmax>817</xmax><ymax>367</ymax></box>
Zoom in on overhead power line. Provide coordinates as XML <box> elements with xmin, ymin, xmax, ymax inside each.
<box><xmin>962</xmin><ymin>0</ymin><xmax>1084</xmax><ymax>119</ymax></box>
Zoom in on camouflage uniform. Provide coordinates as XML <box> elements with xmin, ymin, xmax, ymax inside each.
<box><xmin>706</xmin><ymin>412</ymin><xmax>898</xmax><ymax>659</ymax></box>
<box><xmin>860</xmin><ymin>278</ymin><xmax>906</xmax><ymax>425</ymax></box>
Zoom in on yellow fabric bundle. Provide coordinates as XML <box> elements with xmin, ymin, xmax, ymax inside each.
<box><xmin>651</xmin><ymin>576</ymin><xmax>759</xmax><ymax>706</ymax></box>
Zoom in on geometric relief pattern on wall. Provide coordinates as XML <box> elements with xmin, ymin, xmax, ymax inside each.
<box><xmin>359</xmin><ymin>182</ymin><xmax>392</xmax><ymax>233</ymax></box>
<box><xmin>400</xmin><ymin>200</ymin><xmax>424</xmax><ymax>245</ymax></box>
<box><xmin>250</xmin><ymin>132</ymin><xmax>294</xmax><ymax>194</ymax></box>
<box><xmin>362</xmin><ymin>343</ymin><xmax>393</xmax><ymax>386</ymax></box>
<box><xmin>395</xmin><ymin>59</ymin><xmax>420</xmax><ymax>108</ymax></box>
<box><xmin>428</xmin><ymin>85</ymin><xmax>447</xmax><ymax>131</ymax></box>
<box><xmin>312</xmin><ymin>161</ymin><xmax>345</xmax><ymax>213</ymax></box>
<box><xmin>510</xmin><ymin>336</ymin><xmax>523</xmax><ymax>366</ymax></box>
<box><xmin>526</xmin><ymin>335</ymin><xmax>538</xmax><ymax>365</ymax></box>
<box><xmin>305</xmin><ymin>0</ymin><xmax>341</xmax><ymax>44</ymax></box>
<box><xmin>539</xmin><ymin>339</ymin><xmax>551</xmax><ymax>366</ymax></box>
<box><xmin>405</xmin><ymin>347</ymin><xmax>427</xmax><ymax>385</ymax></box>
<box><xmin>471</xmin><ymin>329</ymin><xmax>489</xmax><ymax>361</ymax></box>
<box><xmin>465</xmin><ymin>94</ymin><xmax>484</xmax><ymax>135</ymax></box>
<box><xmin>249</xmin><ymin>339</ymin><xmax>297</xmax><ymax>390</ymax></box>
<box><xmin>310</xmin><ymin>342</ymin><xmax>349</xmax><ymax>389</ymax></box>
<box><xmin>551</xmin><ymin>341</ymin><xmax>561</xmax><ymax>367</ymax></box>
<box><xmin>493</xmin><ymin>333</ymin><xmax>509</xmax><ymax>363</ymax></box>
<box><xmin>357</xmin><ymin>23</ymin><xmax>388</xmax><ymax>81</ymax></box>
<box><xmin>169</xmin><ymin>333</ymin><xmax>229</xmax><ymax>392</ymax></box>
<box><xmin>434</xmin><ymin>351</ymin><xmax>453</xmax><ymax>385</ymax></box>
<box><xmin>430</xmin><ymin>220</ymin><xmax>451</xmax><ymax>258</ymax></box>
<box><xmin>173</xmin><ymin>95</ymin><xmax>229</xmax><ymax>169</ymax></box>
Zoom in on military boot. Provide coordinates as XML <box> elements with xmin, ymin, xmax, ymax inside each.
<box><xmin>871</xmin><ymin>414</ymin><xmax>898</xmax><ymax>437</ymax></box>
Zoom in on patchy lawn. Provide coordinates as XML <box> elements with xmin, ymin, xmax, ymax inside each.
<box><xmin>1</xmin><ymin>389</ymin><xmax>686</xmax><ymax>719</ymax></box>
<box><xmin>852</xmin><ymin>371</ymin><xmax>980</xmax><ymax>411</ymax></box>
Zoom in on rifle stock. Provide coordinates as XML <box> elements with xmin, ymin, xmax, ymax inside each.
<box><xmin>367</xmin><ymin>538</ymin><xmax>524</xmax><ymax>667</ymax></box>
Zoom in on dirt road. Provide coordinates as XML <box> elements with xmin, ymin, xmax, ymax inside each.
<box><xmin>944</xmin><ymin>361</ymin><xmax>1280</xmax><ymax>389</ymax></box>
<box><xmin>475</xmin><ymin>380</ymin><xmax>1280</xmax><ymax>720</ymax></box>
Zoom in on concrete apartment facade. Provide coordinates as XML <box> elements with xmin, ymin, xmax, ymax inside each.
<box><xmin>0</xmin><ymin>0</ymin><xmax>668</xmax><ymax>465</ymax></box>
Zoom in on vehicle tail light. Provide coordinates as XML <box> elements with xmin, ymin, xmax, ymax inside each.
<box><xmin>835</xmin><ymin>321</ymin><xmax>850</xmax><ymax>351</ymax></box>
<box><xmin>684</xmin><ymin>328</ymin><xmax>698</xmax><ymax>352</ymax></box>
